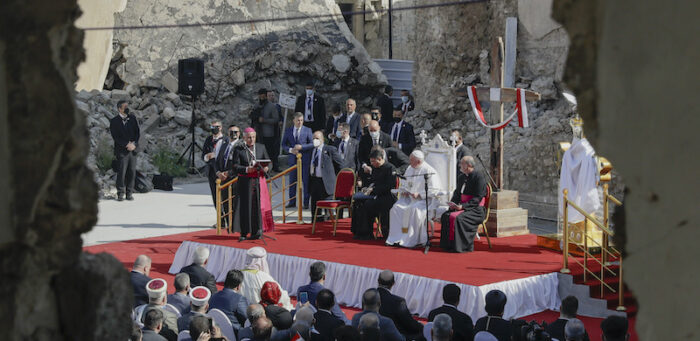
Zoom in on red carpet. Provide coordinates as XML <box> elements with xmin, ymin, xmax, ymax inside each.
<box><xmin>86</xmin><ymin>219</ymin><xmax>564</xmax><ymax>286</ymax></box>
<box><xmin>84</xmin><ymin>220</ymin><xmax>636</xmax><ymax>341</ymax></box>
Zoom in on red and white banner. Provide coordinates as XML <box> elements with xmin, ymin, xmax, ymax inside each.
<box><xmin>466</xmin><ymin>86</ymin><xmax>529</xmax><ymax>130</ymax></box>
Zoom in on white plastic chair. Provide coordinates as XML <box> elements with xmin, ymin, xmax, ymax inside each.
<box><xmin>132</xmin><ymin>304</ymin><xmax>147</xmax><ymax>327</ymax></box>
<box><xmin>177</xmin><ymin>330</ymin><xmax>192</xmax><ymax>341</ymax></box>
<box><xmin>208</xmin><ymin>308</ymin><xmax>236</xmax><ymax>341</ymax></box>
<box><xmin>165</xmin><ymin>303</ymin><xmax>182</xmax><ymax>317</ymax></box>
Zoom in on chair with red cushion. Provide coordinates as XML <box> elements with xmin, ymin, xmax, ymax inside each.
<box><xmin>312</xmin><ymin>168</ymin><xmax>356</xmax><ymax>236</ymax></box>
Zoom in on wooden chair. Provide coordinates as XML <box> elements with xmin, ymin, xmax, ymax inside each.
<box><xmin>312</xmin><ymin>168</ymin><xmax>356</xmax><ymax>236</ymax></box>
<box><xmin>477</xmin><ymin>184</ymin><xmax>493</xmax><ymax>249</ymax></box>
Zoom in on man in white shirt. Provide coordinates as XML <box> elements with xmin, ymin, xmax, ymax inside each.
<box><xmin>294</xmin><ymin>82</ymin><xmax>326</xmax><ymax>132</ymax></box>
<box><xmin>308</xmin><ymin>131</ymin><xmax>342</xmax><ymax>221</ymax></box>
<box><xmin>386</xmin><ymin>150</ymin><xmax>441</xmax><ymax>248</ymax></box>
<box><xmin>344</xmin><ymin>98</ymin><xmax>362</xmax><ymax>139</ymax></box>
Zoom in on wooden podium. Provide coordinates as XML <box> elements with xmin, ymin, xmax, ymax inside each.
<box><xmin>484</xmin><ymin>190</ymin><xmax>529</xmax><ymax>237</ymax></box>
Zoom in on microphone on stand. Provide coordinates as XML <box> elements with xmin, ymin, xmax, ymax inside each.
<box><xmin>391</xmin><ymin>170</ymin><xmax>406</xmax><ymax>180</ymax></box>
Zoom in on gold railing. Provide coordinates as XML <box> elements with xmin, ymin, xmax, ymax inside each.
<box><xmin>215</xmin><ymin>153</ymin><xmax>304</xmax><ymax>235</ymax></box>
<box><xmin>266</xmin><ymin>153</ymin><xmax>304</xmax><ymax>224</ymax></box>
<box><xmin>560</xmin><ymin>184</ymin><xmax>625</xmax><ymax>311</ymax></box>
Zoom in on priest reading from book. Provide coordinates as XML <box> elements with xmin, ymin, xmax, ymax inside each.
<box><xmin>351</xmin><ymin>148</ymin><xmax>396</xmax><ymax>240</ymax></box>
<box><xmin>386</xmin><ymin>150</ymin><xmax>442</xmax><ymax>248</ymax></box>
<box><xmin>440</xmin><ymin>155</ymin><xmax>487</xmax><ymax>252</ymax></box>
<box><xmin>230</xmin><ymin>127</ymin><xmax>274</xmax><ymax>242</ymax></box>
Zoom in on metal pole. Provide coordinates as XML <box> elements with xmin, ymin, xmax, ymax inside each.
<box><xmin>617</xmin><ymin>257</ymin><xmax>626</xmax><ymax>311</ymax></box>
<box><xmin>282</xmin><ymin>176</ymin><xmax>286</xmax><ymax>223</ymax></box>
<box><xmin>216</xmin><ymin>179</ymin><xmax>222</xmax><ymax>235</ymax></box>
<box><xmin>603</xmin><ymin>183</ymin><xmax>610</xmax><ymax>265</ymax></box>
<box><xmin>388</xmin><ymin>0</ymin><xmax>393</xmax><ymax>59</ymax></box>
<box><xmin>227</xmin><ymin>185</ymin><xmax>232</xmax><ymax>234</ymax></box>
<box><xmin>296</xmin><ymin>153</ymin><xmax>304</xmax><ymax>224</ymax></box>
<box><xmin>561</xmin><ymin>189</ymin><xmax>570</xmax><ymax>273</ymax></box>
<box><xmin>583</xmin><ymin>217</ymin><xmax>588</xmax><ymax>282</ymax></box>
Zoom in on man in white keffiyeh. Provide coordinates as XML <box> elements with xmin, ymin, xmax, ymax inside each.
<box><xmin>240</xmin><ymin>247</ymin><xmax>293</xmax><ymax>310</ymax></box>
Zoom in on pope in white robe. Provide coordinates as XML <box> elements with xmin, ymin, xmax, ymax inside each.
<box><xmin>386</xmin><ymin>150</ymin><xmax>442</xmax><ymax>248</ymax></box>
<box><xmin>240</xmin><ymin>247</ymin><xmax>293</xmax><ymax>310</ymax></box>
<box><xmin>558</xmin><ymin>137</ymin><xmax>600</xmax><ymax>223</ymax></box>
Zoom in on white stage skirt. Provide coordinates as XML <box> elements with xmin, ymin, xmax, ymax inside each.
<box><xmin>169</xmin><ymin>241</ymin><xmax>559</xmax><ymax>320</ymax></box>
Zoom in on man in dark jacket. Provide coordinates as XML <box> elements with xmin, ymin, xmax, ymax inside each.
<box><xmin>428</xmin><ymin>284</ymin><xmax>474</xmax><ymax>341</ymax></box>
<box><xmin>376</xmin><ymin>270</ymin><xmax>423</xmax><ymax>340</ymax></box>
<box><xmin>209</xmin><ymin>270</ymin><xmax>249</xmax><ymax>333</ymax></box>
<box><xmin>131</xmin><ymin>254</ymin><xmax>152</xmax><ymax>307</ymax></box>
<box><xmin>179</xmin><ymin>246</ymin><xmax>218</xmax><ymax>294</ymax></box>
<box><xmin>110</xmin><ymin>100</ymin><xmax>140</xmax><ymax>201</ymax></box>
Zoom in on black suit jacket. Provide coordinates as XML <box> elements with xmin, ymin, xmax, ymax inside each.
<box><xmin>215</xmin><ymin>139</ymin><xmax>240</xmax><ymax>178</ymax></box>
<box><xmin>385</xmin><ymin>147</ymin><xmax>410</xmax><ymax>175</ymax></box>
<box><xmin>474</xmin><ymin>316</ymin><xmax>512</xmax><ymax>341</ymax></box>
<box><xmin>376</xmin><ymin>94</ymin><xmax>394</xmax><ymax>121</ymax></box>
<box><xmin>341</xmin><ymin>112</ymin><xmax>362</xmax><ymax>139</ymax></box>
<box><xmin>545</xmin><ymin>318</ymin><xmax>590</xmax><ymax>341</ymax></box>
<box><xmin>131</xmin><ymin>270</ymin><xmax>152</xmax><ymax>307</ymax></box>
<box><xmin>377</xmin><ymin>287</ymin><xmax>423</xmax><ymax>338</ymax></box>
<box><xmin>326</xmin><ymin>115</ymin><xmax>343</xmax><ymax>138</ymax></box>
<box><xmin>230</xmin><ymin>143</ymin><xmax>270</xmax><ymax>175</ymax></box>
<box><xmin>295</xmin><ymin>94</ymin><xmax>326</xmax><ymax>132</ymax></box>
<box><xmin>334</xmin><ymin>137</ymin><xmax>360</xmax><ymax>171</ymax></box>
<box><xmin>358</xmin><ymin>131</ymin><xmax>393</xmax><ymax>166</ymax></box>
<box><xmin>395</xmin><ymin>100</ymin><xmax>415</xmax><ymax>115</ymax></box>
<box><xmin>180</xmin><ymin>264</ymin><xmax>218</xmax><ymax>294</ymax></box>
<box><xmin>203</xmin><ymin>135</ymin><xmax>227</xmax><ymax>176</ymax></box>
<box><xmin>109</xmin><ymin>114</ymin><xmax>140</xmax><ymax>155</ymax></box>
<box><xmin>387</xmin><ymin>121</ymin><xmax>416</xmax><ymax>156</ymax></box>
<box><xmin>314</xmin><ymin>310</ymin><xmax>345</xmax><ymax>341</ymax></box>
<box><xmin>428</xmin><ymin>305</ymin><xmax>474</xmax><ymax>341</ymax></box>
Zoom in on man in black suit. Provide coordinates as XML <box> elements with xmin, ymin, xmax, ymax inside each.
<box><xmin>295</xmin><ymin>82</ymin><xmax>326</xmax><ymax>132</ymax></box>
<box><xmin>384</xmin><ymin>147</ymin><xmax>410</xmax><ymax>175</ymax></box>
<box><xmin>373</xmin><ymin>107</ymin><xmax>392</xmax><ymax>133</ymax></box>
<box><xmin>179</xmin><ymin>246</ymin><xmax>218</xmax><ymax>294</ymax></box>
<box><xmin>343</xmin><ymin>98</ymin><xmax>362</xmax><ymax>139</ymax></box>
<box><xmin>351</xmin><ymin>149</ymin><xmax>396</xmax><ymax>239</ymax></box>
<box><xmin>326</xmin><ymin>105</ymin><xmax>344</xmax><ymax>143</ymax></box>
<box><xmin>131</xmin><ymin>254</ymin><xmax>152</xmax><ymax>307</ymax></box>
<box><xmin>334</xmin><ymin>122</ymin><xmax>359</xmax><ymax>171</ymax></box>
<box><xmin>214</xmin><ymin>125</ymin><xmax>240</xmax><ymax>229</ymax></box>
<box><xmin>395</xmin><ymin>90</ymin><xmax>415</xmax><ymax>116</ymax></box>
<box><xmin>545</xmin><ymin>296</ymin><xmax>590</xmax><ymax>341</ymax></box>
<box><xmin>428</xmin><ymin>284</ymin><xmax>474</xmax><ymax>341</ymax></box>
<box><xmin>309</xmin><ymin>130</ymin><xmax>343</xmax><ymax>222</ymax></box>
<box><xmin>474</xmin><ymin>290</ymin><xmax>512</xmax><ymax>341</ymax></box>
<box><xmin>376</xmin><ymin>270</ymin><xmax>423</xmax><ymax>340</ymax></box>
<box><xmin>208</xmin><ymin>270</ymin><xmax>249</xmax><ymax>333</ymax></box>
<box><xmin>451</xmin><ymin>130</ymin><xmax>469</xmax><ymax>177</ymax></box>
<box><xmin>376</xmin><ymin>85</ymin><xmax>394</xmax><ymax>124</ymax></box>
<box><xmin>351</xmin><ymin>289</ymin><xmax>405</xmax><ymax>341</ymax></box>
<box><xmin>600</xmin><ymin>316</ymin><xmax>629</xmax><ymax>341</ymax></box>
<box><xmin>109</xmin><ymin>100</ymin><xmax>140</xmax><ymax>201</ymax></box>
<box><xmin>314</xmin><ymin>289</ymin><xmax>345</xmax><ymax>341</ymax></box>
<box><xmin>358</xmin><ymin>120</ymin><xmax>393</xmax><ymax>169</ymax></box>
<box><xmin>359</xmin><ymin>112</ymin><xmax>372</xmax><ymax>137</ymax></box>
<box><xmin>202</xmin><ymin>120</ymin><xmax>227</xmax><ymax>205</ymax></box>
<box><xmin>388</xmin><ymin>109</ymin><xmax>416</xmax><ymax>156</ymax></box>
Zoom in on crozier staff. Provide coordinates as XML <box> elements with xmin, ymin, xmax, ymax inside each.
<box><xmin>109</xmin><ymin>100</ymin><xmax>140</xmax><ymax>201</ymax></box>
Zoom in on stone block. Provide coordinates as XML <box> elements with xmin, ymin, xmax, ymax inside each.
<box><xmin>331</xmin><ymin>54</ymin><xmax>351</xmax><ymax>73</ymax></box>
<box><xmin>485</xmin><ymin>207</ymin><xmax>529</xmax><ymax>237</ymax></box>
<box><xmin>489</xmin><ymin>190</ymin><xmax>520</xmax><ymax>210</ymax></box>
<box><xmin>232</xmin><ymin>69</ymin><xmax>245</xmax><ymax>86</ymax></box>
<box><xmin>111</xmin><ymin>89</ymin><xmax>130</xmax><ymax>101</ymax></box>
<box><xmin>174</xmin><ymin>110</ymin><xmax>192</xmax><ymax>126</ymax></box>
<box><xmin>161</xmin><ymin>107</ymin><xmax>176</xmax><ymax>121</ymax></box>
<box><xmin>161</xmin><ymin>72</ymin><xmax>179</xmax><ymax>94</ymax></box>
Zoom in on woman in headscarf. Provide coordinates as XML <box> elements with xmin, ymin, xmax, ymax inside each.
<box><xmin>260</xmin><ymin>281</ymin><xmax>294</xmax><ymax>330</ymax></box>
<box><xmin>240</xmin><ymin>246</ymin><xmax>293</xmax><ymax>310</ymax></box>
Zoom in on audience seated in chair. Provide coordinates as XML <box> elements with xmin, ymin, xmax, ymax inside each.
<box><xmin>180</xmin><ymin>246</ymin><xmax>218</xmax><ymax>294</ymax></box>
<box><xmin>259</xmin><ymin>281</ymin><xmax>293</xmax><ymax>331</ymax></box>
<box><xmin>209</xmin><ymin>270</ymin><xmax>249</xmax><ymax>334</ymax></box>
<box><xmin>143</xmin><ymin>309</ymin><xmax>168</xmax><ymax>341</ymax></box>
<box><xmin>600</xmin><ymin>315</ymin><xmax>629</xmax><ymax>341</ymax></box>
<box><xmin>237</xmin><ymin>303</ymin><xmax>266</xmax><ymax>341</ymax></box>
<box><xmin>474</xmin><ymin>290</ymin><xmax>511</xmax><ymax>341</ymax></box>
<box><xmin>546</xmin><ymin>296</ymin><xmax>590</xmax><ymax>341</ymax></box>
<box><xmin>314</xmin><ymin>289</ymin><xmax>345</xmax><ymax>341</ymax></box>
<box><xmin>142</xmin><ymin>278</ymin><xmax>179</xmax><ymax>337</ymax></box>
<box><xmin>177</xmin><ymin>286</ymin><xmax>211</xmax><ymax>333</ymax></box>
<box><xmin>428</xmin><ymin>284</ymin><xmax>474</xmax><ymax>341</ymax></box>
<box><xmin>376</xmin><ymin>270</ymin><xmax>423</xmax><ymax>340</ymax></box>
<box><xmin>240</xmin><ymin>247</ymin><xmax>293</xmax><ymax>310</ymax></box>
<box><xmin>131</xmin><ymin>254</ymin><xmax>153</xmax><ymax>307</ymax></box>
<box><xmin>296</xmin><ymin>261</ymin><xmax>350</xmax><ymax>324</ymax></box>
<box><xmin>351</xmin><ymin>289</ymin><xmax>405</xmax><ymax>341</ymax></box>
<box><xmin>430</xmin><ymin>314</ymin><xmax>453</xmax><ymax>341</ymax></box>
<box><xmin>168</xmin><ymin>273</ymin><xmax>192</xmax><ymax>315</ymax></box>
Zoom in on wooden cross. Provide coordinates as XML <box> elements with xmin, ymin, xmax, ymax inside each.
<box><xmin>456</xmin><ymin>37</ymin><xmax>541</xmax><ymax>190</ymax></box>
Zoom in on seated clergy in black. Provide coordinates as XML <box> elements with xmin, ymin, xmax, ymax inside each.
<box><xmin>474</xmin><ymin>290</ymin><xmax>511</xmax><ymax>341</ymax></box>
<box><xmin>428</xmin><ymin>284</ymin><xmax>474</xmax><ymax>341</ymax></box>
<box><xmin>351</xmin><ymin>149</ymin><xmax>397</xmax><ymax>240</ymax></box>
<box><xmin>545</xmin><ymin>296</ymin><xmax>590</xmax><ymax>341</ymax></box>
<box><xmin>376</xmin><ymin>270</ymin><xmax>423</xmax><ymax>340</ymax></box>
<box><xmin>440</xmin><ymin>156</ymin><xmax>487</xmax><ymax>253</ymax></box>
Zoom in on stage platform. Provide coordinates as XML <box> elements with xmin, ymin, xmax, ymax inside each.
<box><xmin>87</xmin><ymin>218</ymin><xmax>566</xmax><ymax>320</ymax></box>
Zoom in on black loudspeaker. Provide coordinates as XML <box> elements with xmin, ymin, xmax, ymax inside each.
<box><xmin>178</xmin><ymin>58</ymin><xmax>205</xmax><ymax>97</ymax></box>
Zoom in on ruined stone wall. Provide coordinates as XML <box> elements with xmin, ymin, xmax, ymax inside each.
<box><xmin>0</xmin><ymin>0</ymin><xmax>131</xmax><ymax>339</ymax></box>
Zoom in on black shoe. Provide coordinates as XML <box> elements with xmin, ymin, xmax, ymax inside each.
<box><xmin>303</xmin><ymin>204</ymin><xmax>309</xmax><ymax>210</ymax></box>
<box><xmin>285</xmin><ymin>202</ymin><xmax>296</xmax><ymax>208</ymax></box>
<box><xmin>117</xmin><ymin>195</ymin><xmax>124</xmax><ymax>202</ymax></box>
<box><xmin>126</xmin><ymin>194</ymin><xmax>134</xmax><ymax>201</ymax></box>
<box><xmin>249</xmin><ymin>234</ymin><xmax>261</xmax><ymax>240</ymax></box>
<box><xmin>238</xmin><ymin>236</ymin><xmax>248</xmax><ymax>242</ymax></box>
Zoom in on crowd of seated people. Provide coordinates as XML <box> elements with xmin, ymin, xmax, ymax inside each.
<box><xmin>129</xmin><ymin>251</ymin><xmax>631</xmax><ymax>341</ymax></box>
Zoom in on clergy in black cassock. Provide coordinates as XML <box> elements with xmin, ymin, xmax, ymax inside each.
<box><xmin>440</xmin><ymin>156</ymin><xmax>487</xmax><ymax>252</ymax></box>
<box><xmin>351</xmin><ymin>149</ymin><xmax>396</xmax><ymax>239</ymax></box>
<box><xmin>230</xmin><ymin>128</ymin><xmax>273</xmax><ymax>242</ymax></box>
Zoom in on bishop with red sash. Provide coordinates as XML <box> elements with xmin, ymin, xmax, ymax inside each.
<box><xmin>440</xmin><ymin>156</ymin><xmax>487</xmax><ymax>252</ymax></box>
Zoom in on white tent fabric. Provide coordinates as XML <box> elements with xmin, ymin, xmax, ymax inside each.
<box><xmin>169</xmin><ymin>241</ymin><xmax>559</xmax><ymax>320</ymax></box>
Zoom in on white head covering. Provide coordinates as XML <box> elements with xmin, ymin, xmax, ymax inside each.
<box><xmin>474</xmin><ymin>331</ymin><xmax>498</xmax><ymax>341</ymax></box>
<box><xmin>244</xmin><ymin>247</ymin><xmax>270</xmax><ymax>273</ymax></box>
<box><xmin>146</xmin><ymin>278</ymin><xmax>167</xmax><ymax>299</ymax></box>
<box><xmin>189</xmin><ymin>286</ymin><xmax>211</xmax><ymax>307</ymax></box>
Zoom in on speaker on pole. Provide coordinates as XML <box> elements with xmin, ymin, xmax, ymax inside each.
<box><xmin>178</xmin><ymin>58</ymin><xmax>205</xmax><ymax>97</ymax></box>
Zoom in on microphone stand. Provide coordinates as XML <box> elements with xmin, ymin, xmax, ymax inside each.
<box><xmin>476</xmin><ymin>154</ymin><xmax>499</xmax><ymax>192</ymax></box>
<box><xmin>423</xmin><ymin>173</ymin><xmax>431</xmax><ymax>255</ymax></box>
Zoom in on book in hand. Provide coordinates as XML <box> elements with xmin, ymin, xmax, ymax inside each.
<box><xmin>253</xmin><ymin>159</ymin><xmax>272</xmax><ymax>168</ymax></box>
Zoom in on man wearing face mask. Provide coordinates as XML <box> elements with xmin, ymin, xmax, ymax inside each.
<box><xmin>451</xmin><ymin>130</ymin><xmax>469</xmax><ymax>177</ymax></box>
<box><xmin>395</xmin><ymin>90</ymin><xmax>415</xmax><ymax>116</ymax></box>
<box><xmin>333</xmin><ymin>122</ymin><xmax>359</xmax><ymax>171</ymax></box>
<box><xmin>295</xmin><ymin>82</ymin><xmax>327</xmax><ymax>133</ymax></box>
<box><xmin>358</xmin><ymin>120</ymin><xmax>392</xmax><ymax>170</ymax></box>
<box><xmin>325</xmin><ymin>105</ymin><xmax>344</xmax><ymax>142</ymax></box>
<box><xmin>203</xmin><ymin>120</ymin><xmax>227</xmax><ymax>208</ymax></box>
<box><xmin>110</xmin><ymin>100</ymin><xmax>140</xmax><ymax>201</ymax></box>
<box><xmin>215</xmin><ymin>125</ymin><xmax>241</xmax><ymax>229</ymax></box>
<box><xmin>256</xmin><ymin>88</ymin><xmax>281</xmax><ymax>172</ymax></box>
<box><xmin>389</xmin><ymin>109</ymin><xmax>416</xmax><ymax>156</ymax></box>
<box><xmin>308</xmin><ymin>131</ymin><xmax>343</xmax><ymax>222</ymax></box>
<box><xmin>359</xmin><ymin>113</ymin><xmax>372</xmax><ymax>137</ymax></box>
<box><xmin>344</xmin><ymin>98</ymin><xmax>362</xmax><ymax>139</ymax></box>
